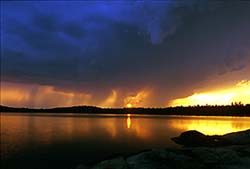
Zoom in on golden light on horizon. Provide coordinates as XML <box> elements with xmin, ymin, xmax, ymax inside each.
<box><xmin>126</xmin><ymin>103</ymin><xmax>133</xmax><ymax>108</ymax></box>
<box><xmin>170</xmin><ymin>80</ymin><xmax>250</xmax><ymax>107</ymax></box>
<box><xmin>1</xmin><ymin>80</ymin><xmax>249</xmax><ymax>108</ymax></box>
<box><xmin>123</xmin><ymin>89</ymin><xmax>150</xmax><ymax>108</ymax></box>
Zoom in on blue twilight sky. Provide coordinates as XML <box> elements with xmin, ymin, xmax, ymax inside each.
<box><xmin>1</xmin><ymin>1</ymin><xmax>250</xmax><ymax>107</ymax></box>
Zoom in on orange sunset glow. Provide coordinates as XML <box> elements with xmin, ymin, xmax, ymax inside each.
<box><xmin>1</xmin><ymin>80</ymin><xmax>249</xmax><ymax>108</ymax></box>
<box><xmin>170</xmin><ymin>80</ymin><xmax>250</xmax><ymax>107</ymax></box>
<box><xmin>126</xmin><ymin>103</ymin><xmax>133</xmax><ymax>108</ymax></box>
<box><xmin>2</xmin><ymin>2</ymin><xmax>250</xmax><ymax>169</ymax></box>
<box><xmin>0</xmin><ymin>82</ymin><xmax>153</xmax><ymax>108</ymax></box>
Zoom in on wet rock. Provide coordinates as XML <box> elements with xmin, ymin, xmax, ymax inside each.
<box><xmin>91</xmin><ymin>157</ymin><xmax>128</xmax><ymax>169</ymax></box>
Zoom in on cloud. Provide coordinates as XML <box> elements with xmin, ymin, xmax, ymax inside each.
<box><xmin>0</xmin><ymin>82</ymin><xmax>92</xmax><ymax>108</ymax></box>
<box><xmin>237</xmin><ymin>80</ymin><xmax>250</xmax><ymax>87</ymax></box>
<box><xmin>170</xmin><ymin>80</ymin><xmax>250</xmax><ymax>106</ymax></box>
<box><xmin>123</xmin><ymin>89</ymin><xmax>151</xmax><ymax>108</ymax></box>
<box><xmin>99</xmin><ymin>90</ymin><xmax>118</xmax><ymax>108</ymax></box>
<box><xmin>1</xmin><ymin>1</ymin><xmax>250</xmax><ymax>107</ymax></box>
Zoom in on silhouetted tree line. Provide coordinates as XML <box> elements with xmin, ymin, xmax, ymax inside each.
<box><xmin>1</xmin><ymin>104</ymin><xmax>250</xmax><ymax>116</ymax></box>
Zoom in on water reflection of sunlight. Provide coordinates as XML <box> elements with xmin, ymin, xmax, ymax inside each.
<box><xmin>2</xmin><ymin>114</ymin><xmax>250</xmax><ymax>159</ymax></box>
<box><xmin>127</xmin><ymin>114</ymin><xmax>131</xmax><ymax>129</ymax></box>
<box><xmin>170</xmin><ymin>117</ymin><xmax>250</xmax><ymax>135</ymax></box>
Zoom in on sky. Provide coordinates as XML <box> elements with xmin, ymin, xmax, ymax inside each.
<box><xmin>1</xmin><ymin>1</ymin><xmax>250</xmax><ymax>108</ymax></box>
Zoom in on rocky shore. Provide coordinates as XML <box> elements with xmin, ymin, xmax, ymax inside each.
<box><xmin>75</xmin><ymin>129</ymin><xmax>250</xmax><ymax>169</ymax></box>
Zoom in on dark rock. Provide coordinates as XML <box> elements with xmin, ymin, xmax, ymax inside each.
<box><xmin>216</xmin><ymin>148</ymin><xmax>240</xmax><ymax>164</ymax></box>
<box><xmin>74</xmin><ymin>130</ymin><xmax>250</xmax><ymax>169</ymax></box>
<box><xmin>127</xmin><ymin>149</ymin><xmax>204</xmax><ymax>169</ymax></box>
<box><xmin>187</xmin><ymin>145</ymin><xmax>250</xmax><ymax>169</ymax></box>
<box><xmin>171</xmin><ymin>129</ymin><xmax>250</xmax><ymax>147</ymax></box>
<box><xmin>191</xmin><ymin>147</ymin><xmax>220</xmax><ymax>164</ymax></box>
<box><xmin>126</xmin><ymin>149</ymin><xmax>172</xmax><ymax>169</ymax></box>
<box><xmin>75</xmin><ymin>164</ymin><xmax>90</xmax><ymax>169</ymax></box>
<box><xmin>91</xmin><ymin>157</ymin><xmax>128</xmax><ymax>169</ymax></box>
<box><xmin>74</xmin><ymin>145</ymin><xmax>250</xmax><ymax>169</ymax></box>
<box><xmin>189</xmin><ymin>147</ymin><xmax>241</xmax><ymax>164</ymax></box>
<box><xmin>223</xmin><ymin>129</ymin><xmax>250</xmax><ymax>145</ymax></box>
<box><xmin>171</xmin><ymin>130</ymin><xmax>224</xmax><ymax>146</ymax></box>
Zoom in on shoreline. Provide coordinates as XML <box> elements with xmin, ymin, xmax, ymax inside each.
<box><xmin>2</xmin><ymin>112</ymin><xmax>250</xmax><ymax>118</ymax></box>
<box><xmin>1</xmin><ymin>104</ymin><xmax>250</xmax><ymax>117</ymax></box>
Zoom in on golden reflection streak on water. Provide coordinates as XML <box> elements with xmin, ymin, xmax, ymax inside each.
<box><xmin>2</xmin><ymin>114</ymin><xmax>250</xmax><ymax>159</ymax></box>
<box><xmin>170</xmin><ymin>117</ymin><xmax>250</xmax><ymax>135</ymax></box>
<box><xmin>127</xmin><ymin>114</ymin><xmax>131</xmax><ymax>129</ymax></box>
<box><xmin>101</xmin><ymin>118</ymin><xmax>117</xmax><ymax>138</ymax></box>
<box><xmin>132</xmin><ymin>118</ymin><xmax>153</xmax><ymax>139</ymax></box>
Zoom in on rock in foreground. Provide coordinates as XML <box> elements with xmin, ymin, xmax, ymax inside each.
<box><xmin>75</xmin><ymin>129</ymin><xmax>250</xmax><ymax>169</ymax></box>
<box><xmin>75</xmin><ymin>145</ymin><xmax>250</xmax><ymax>169</ymax></box>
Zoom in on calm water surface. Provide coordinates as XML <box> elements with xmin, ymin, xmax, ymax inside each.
<box><xmin>1</xmin><ymin>113</ymin><xmax>250</xmax><ymax>169</ymax></box>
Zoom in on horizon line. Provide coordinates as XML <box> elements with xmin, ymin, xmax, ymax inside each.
<box><xmin>1</xmin><ymin>103</ymin><xmax>249</xmax><ymax>110</ymax></box>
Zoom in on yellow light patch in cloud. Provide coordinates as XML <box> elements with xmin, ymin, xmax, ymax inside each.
<box><xmin>126</xmin><ymin>103</ymin><xmax>132</xmax><ymax>108</ymax></box>
<box><xmin>123</xmin><ymin>89</ymin><xmax>150</xmax><ymax>108</ymax></box>
<box><xmin>170</xmin><ymin>80</ymin><xmax>250</xmax><ymax>107</ymax></box>
<box><xmin>99</xmin><ymin>90</ymin><xmax>117</xmax><ymax>108</ymax></box>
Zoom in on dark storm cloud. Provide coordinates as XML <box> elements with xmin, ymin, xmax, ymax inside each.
<box><xmin>63</xmin><ymin>21</ymin><xmax>85</xmax><ymax>39</ymax></box>
<box><xmin>1</xmin><ymin>1</ymin><xmax>250</xmax><ymax>106</ymax></box>
<box><xmin>33</xmin><ymin>13</ymin><xmax>60</xmax><ymax>32</ymax></box>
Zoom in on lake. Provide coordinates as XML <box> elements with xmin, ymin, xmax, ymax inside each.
<box><xmin>1</xmin><ymin>113</ymin><xmax>250</xmax><ymax>169</ymax></box>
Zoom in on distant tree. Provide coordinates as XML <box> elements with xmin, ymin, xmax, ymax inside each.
<box><xmin>231</xmin><ymin>101</ymin><xmax>243</xmax><ymax>106</ymax></box>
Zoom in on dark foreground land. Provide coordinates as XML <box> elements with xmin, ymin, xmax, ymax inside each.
<box><xmin>1</xmin><ymin>104</ymin><xmax>250</xmax><ymax>116</ymax></box>
<box><xmin>75</xmin><ymin>129</ymin><xmax>250</xmax><ymax>169</ymax></box>
<box><xmin>75</xmin><ymin>145</ymin><xmax>250</xmax><ymax>169</ymax></box>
